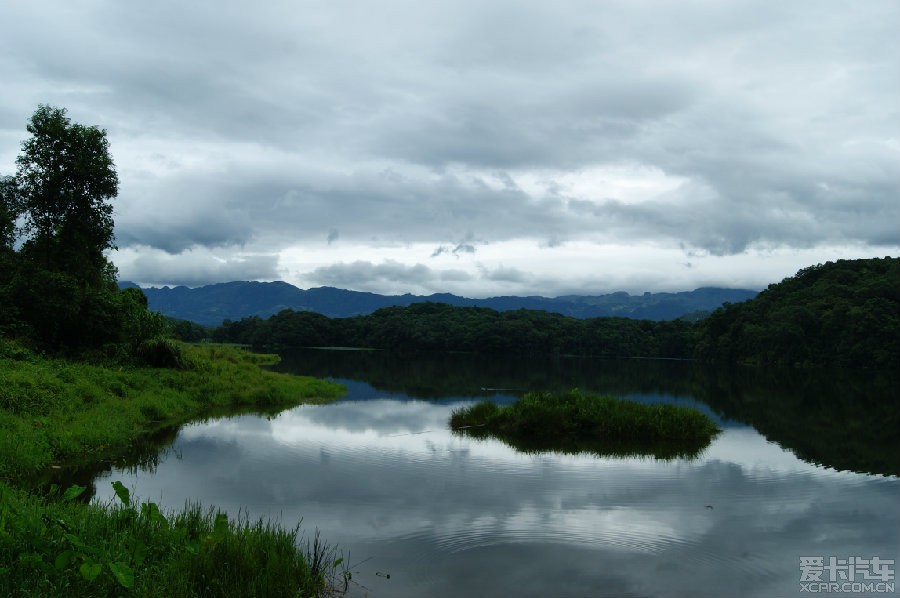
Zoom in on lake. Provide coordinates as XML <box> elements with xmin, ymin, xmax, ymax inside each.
<box><xmin>89</xmin><ymin>351</ymin><xmax>899</xmax><ymax>597</ymax></box>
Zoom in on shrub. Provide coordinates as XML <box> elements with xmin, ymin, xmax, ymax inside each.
<box><xmin>133</xmin><ymin>337</ymin><xmax>190</xmax><ymax>370</ymax></box>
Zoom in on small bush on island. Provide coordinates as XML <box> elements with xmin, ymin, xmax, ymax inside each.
<box><xmin>450</xmin><ymin>389</ymin><xmax>721</xmax><ymax>460</ymax></box>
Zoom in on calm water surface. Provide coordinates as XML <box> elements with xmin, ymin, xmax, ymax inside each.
<box><xmin>90</xmin><ymin>352</ymin><xmax>900</xmax><ymax>598</ymax></box>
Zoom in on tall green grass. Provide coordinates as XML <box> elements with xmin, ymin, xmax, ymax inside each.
<box><xmin>0</xmin><ymin>342</ymin><xmax>345</xmax><ymax>484</ymax></box>
<box><xmin>0</xmin><ymin>340</ymin><xmax>348</xmax><ymax>596</ymax></box>
<box><xmin>450</xmin><ymin>389</ymin><xmax>720</xmax><ymax>459</ymax></box>
<box><xmin>0</xmin><ymin>481</ymin><xmax>347</xmax><ymax>597</ymax></box>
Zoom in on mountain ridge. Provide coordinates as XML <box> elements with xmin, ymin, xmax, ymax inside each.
<box><xmin>120</xmin><ymin>280</ymin><xmax>759</xmax><ymax>326</ymax></box>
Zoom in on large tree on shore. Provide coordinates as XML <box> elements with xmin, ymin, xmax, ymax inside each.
<box><xmin>15</xmin><ymin>104</ymin><xmax>118</xmax><ymax>281</ymax></box>
<box><xmin>0</xmin><ymin>175</ymin><xmax>20</xmax><ymax>335</ymax></box>
<box><xmin>0</xmin><ymin>105</ymin><xmax>143</xmax><ymax>351</ymax></box>
<box><xmin>0</xmin><ymin>175</ymin><xmax>18</xmax><ymax>253</ymax></box>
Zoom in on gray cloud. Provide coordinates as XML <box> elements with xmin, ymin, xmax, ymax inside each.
<box><xmin>307</xmin><ymin>260</ymin><xmax>439</xmax><ymax>292</ymax></box>
<box><xmin>431</xmin><ymin>237</ymin><xmax>479</xmax><ymax>258</ymax></box>
<box><xmin>306</xmin><ymin>259</ymin><xmax>476</xmax><ymax>294</ymax></box>
<box><xmin>117</xmin><ymin>247</ymin><xmax>280</xmax><ymax>287</ymax></box>
<box><xmin>1</xmin><ymin>0</ymin><xmax>897</xmax><ymax>292</ymax></box>
<box><xmin>481</xmin><ymin>265</ymin><xmax>530</xmax><ymax>284</ymax></box>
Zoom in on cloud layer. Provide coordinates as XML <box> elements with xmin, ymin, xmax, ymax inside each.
<box><xmin>2</xmin><ymin>1</ymin><xmax>897</xmax><ymax>294</ymax></box>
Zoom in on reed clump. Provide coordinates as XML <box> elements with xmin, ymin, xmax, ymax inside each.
<box><xmin>0</xmin><ymin>481</ymin><xmax>347</xmax><ymax>597</ymax></box>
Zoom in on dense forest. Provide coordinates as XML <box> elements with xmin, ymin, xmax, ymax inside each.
<box><xmin>1</xmin><ymin>105</ymin><xmax>168</xmax><ymax>359</ymax></box>
<box><xmin>695</xmin><ymin>257</ymin><xmax>899</xmax><ymax>368</ymax></box>
<box><xmin>213</xmin><ymin>257</ymin><xmax>900</xmax><ymax>368</ymax></box>
<box><xmin>213</xmin><ymin>302</ymin><xmax>697</xmax><ymax>358</ymax></box>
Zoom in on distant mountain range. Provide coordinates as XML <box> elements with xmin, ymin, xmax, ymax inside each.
<box><xmin>119</xmin><ymin>281</ymin><xmax>758</xmax><ymax>326</ymax></box>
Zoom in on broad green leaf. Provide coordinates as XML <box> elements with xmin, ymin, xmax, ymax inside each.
<box><xmin>132</xmin><ymin>540</ymin><xmax>148</xmax><ymax>565</ymax></box>
<box><xmin>213</xmin><ymin>512</ymin><xmax>229</xmax><ymax>537</ymax></box>
<box><xmin>111</xmin><ymin>481</ymin><xmax>130</xmax><ymax>507</ymax></box>
<box><xmin>142</xmin><ymin>501</ymin><xmax>167</xmax><ymax>526</ymax></box>
<box><xmin>108</xmin><ymin>561</ymin><xmax>135</xmax><ymax>588</ymax></box>
<box><xmin>62</xmin><ymin>484</ymin><xmax>86</xmax><ymax>501</ymax></box>
<box><xmin>54</xmin><ymin>550</ymin><xmax>75</xmax><ymax>570</ymax></box>
<box><xmin>63</xmin><ymin>533</ymin><xmax>85</xmax><ymax>549</ymax></box>
<box><xmin>63</xmin><ymin>533</ymin><xmax>100</xmax><ymax>556</ymax></box>
<box><xmin>140</xmin><ymin>501</ymin><xmax>156</xmax><ymax>519</ymax></box>
<box><xmin>79</xmin><ymin>561</ymin><xmax>102</xmax><ymax>582</ymax></box>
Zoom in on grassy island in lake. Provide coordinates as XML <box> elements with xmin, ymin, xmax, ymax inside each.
<box><xmin>450</xmin><ymin>390</ymin><xmax>720</xmax><ymax>459</ymax></box>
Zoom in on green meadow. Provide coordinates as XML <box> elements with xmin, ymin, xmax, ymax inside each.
<box><xmin>0</xmin><ymin>341</ymin><xmax>347</xmax><ymax>597</ymax></box>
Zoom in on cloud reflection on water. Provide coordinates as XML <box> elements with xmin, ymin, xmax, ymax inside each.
<box><xmin>94</xmin><ymin>398</ymin><xmax>899</xmax><ymax>598</ymax></box>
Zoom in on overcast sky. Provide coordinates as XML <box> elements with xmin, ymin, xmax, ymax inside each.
<box><xmin>2</xmin><ymin>1</ymin><xmax>897</xmax><ymax>296</ymax></box>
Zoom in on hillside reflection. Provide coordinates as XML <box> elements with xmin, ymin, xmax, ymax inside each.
<box><xmin>278</xmin><ymin>350</ymin><xmax>899</xmax><ymax>476</ymax></box>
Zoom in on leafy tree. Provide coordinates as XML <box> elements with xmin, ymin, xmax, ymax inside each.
<box><xmin>0</xmin><ymin>175</ymin><xmax>19</xmax><ymax>251</ymax></box>
<box><xmin>15</xmin><ymin>105</ymin><xmax>118</xmax><ymax>282</ymax></box>
<box><xmin>168</xmin><ymin>317</ymin><xmax>210</xmax><ymax>342</ymax></box>
<box><xmin>0</xmin><ymin>176</ymin><xmax>21</xmax><ymax>335</ymax></box>
<box><xmin>0</xmin><ymin>105</ymin><xmax>163</xmax><ymax>354</ymax></box>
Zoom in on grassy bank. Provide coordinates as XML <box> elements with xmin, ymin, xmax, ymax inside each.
<box><xmin>0</xmin><ymin>482</ymin><xmax>346</xmax><ymax>597</ymax></box>
<box><xmin>0</xmin><ymin>342</ymin><xmax>344</xmax><ymax>483</ymax></box>
<box><xmin>0</xmin><ymin>341</ymin><xmax>347</xmax><ymax>597</ymax></box>
<box><xmin>450</xmin><ymin>389</ymin><xmax>721</xmax><ymax>459</ymax></box>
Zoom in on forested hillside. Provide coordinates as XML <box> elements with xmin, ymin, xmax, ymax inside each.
<box><xmin>214</xmin><ymin>258</ymin><xmax>900</xmax><ymax>367</ymax></box>
<box><xmin>695</xmin><ymin>257</ymin><xmax>899</xmax><ymax>368</ymax></box>
<box><xmin>213</xmin><ymin>302</ymin><xmax>696</xmax><ymax>358</ymax></box>
<box><xmin>127</xmin><ymin>281</ymin><xmax>757</xmax><ymax>325</ymax></box>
